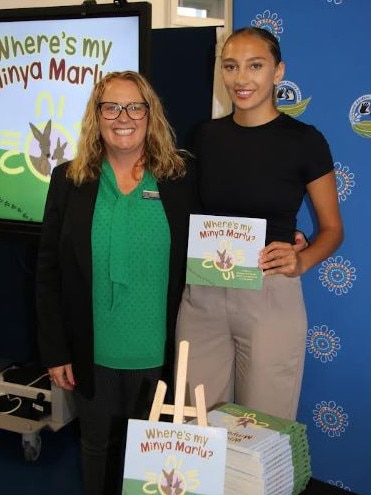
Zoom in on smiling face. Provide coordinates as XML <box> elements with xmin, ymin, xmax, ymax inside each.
<box><xmin>221</xmin><ymin>32</ymin><xmax>285</xmax><ymax>126</ymax></box>
<box><xmin>98</xmin><ymin>78</ymin><xmax>148</xmax><ymax>160</ymax></box>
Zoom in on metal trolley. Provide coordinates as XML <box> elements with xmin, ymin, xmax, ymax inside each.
<box><xmin>0</xmin><ymin>368</ymin><xmax>75</xmax><ymax>461</ymax></box>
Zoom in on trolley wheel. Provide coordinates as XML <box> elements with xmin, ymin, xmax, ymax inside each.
<box><xmin>22</xmin><ymin>433</ymin><xmax>42</xmax><ymax>462</ymax></box>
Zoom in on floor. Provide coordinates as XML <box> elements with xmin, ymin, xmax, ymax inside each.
<box><xmin>0</xmin><ymin>419</ymin><xmax>84</xmax><ymax>495</ymax></box>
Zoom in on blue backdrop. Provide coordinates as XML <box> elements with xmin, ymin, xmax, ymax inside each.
<box><xmin>232</xmin><ymin>1</ymin><xmax>371</xmax><ymax>493</ymax></box>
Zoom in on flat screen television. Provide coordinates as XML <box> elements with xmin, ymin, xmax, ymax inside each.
<box><xmin>0</xmin><ymin>1</ymin><xmax>151</xmax><ymax>239</ymax></box>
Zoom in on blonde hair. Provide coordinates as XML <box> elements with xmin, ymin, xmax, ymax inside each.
<box><xmin>67</xmin><ymin>71</ymin><xmax>187</xmax><ymax>185</ymax></box>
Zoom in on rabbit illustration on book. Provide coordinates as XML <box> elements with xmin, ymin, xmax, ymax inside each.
<box><xmin>29</xmin><ymin>119</ymin><xmax>52</xmax><ymax>176</ymax></box>
<box><xmin>216</xmin><ymin>249</ymin><xmax>233</xmax><ymax>270</ymax></box>
<box><xmin>52</xmin><ymin>137</ymin><xmax>68</xmax><ymax>166</ymax></box>
<box><xmin>161</xmin><ymin>469</ymin><xmax>183</xmax><ymax>495</ymax></box>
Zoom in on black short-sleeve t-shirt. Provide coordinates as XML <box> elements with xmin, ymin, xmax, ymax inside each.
<box><xmin>195</xmin><ymin>112</ymin><xmax>334</xmax><ymax>244</ymax></box>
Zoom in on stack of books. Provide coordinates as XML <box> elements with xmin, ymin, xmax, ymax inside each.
<box><xmin>205</xmin><ymin>403</ymin><xmax>311</xmax><ymax>495</ymax></box>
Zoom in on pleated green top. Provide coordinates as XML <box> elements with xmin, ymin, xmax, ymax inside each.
<box><xmin>92</xmin><ymin>159</ymin><xmax>170</xmax><ymax>369</ymax></box>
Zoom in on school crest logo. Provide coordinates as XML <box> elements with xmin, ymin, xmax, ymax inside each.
<box><xmin>276</xmin><ymin>80</ymin><xmax>311</xmax><ymax>117</ymax></box>
<box><xmin>349</xmin><ymin>94</ymin><xmax>371</xmax><ymax>138</ymax></box>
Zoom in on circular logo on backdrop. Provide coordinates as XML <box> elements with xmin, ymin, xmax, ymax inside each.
<box><xmin>250</xmin><ymin>10</ymin><xmax>283</xmax><ymax>40</ymax></box>
<box><xmin>328</xmin><ymin>480</ymin><xmax>351</xmax><ymax>491</ymax></box>
<box><xmin>334</xmin><ymin>162</ymin><xmax>356</xmax><ymax>203</ymax></box>
<box><xmin>306</xmin><ymin>324</ymin><xmax>341</xmax><ymax>363</ymax></box>
<box><xmin>349</xmin><ymin>94</ymin><xmax>371</xmax><ymax>138</ymax></box>
<box><xmin>318</xmin><ymin>255</ymin><xmax>357</xmax><ymax>295</ymax></box>
<box><xmin>276</xmin><ymin>80</ymin><xmax>311</xmax><ymax>117</ymax></box>
<box><xmin>313</xmin><ymin>400</ymin><xmax>349</xmax><ymax>437</ymax></box>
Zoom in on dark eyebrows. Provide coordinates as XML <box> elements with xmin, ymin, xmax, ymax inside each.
<box><xmin>222</xmin><ymin>56</ymin><xmax>268</xmax><ymax>63</ymax></box>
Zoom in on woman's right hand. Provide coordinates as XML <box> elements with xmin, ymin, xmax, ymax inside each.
<box><xmin>48</xmin><ymin>363</ymin><xmax>76</xmax><ymax>391</ymax></box>
<box><xmin>259</xmin><ymin>241</ymin><xmax>303</xmax><ymax>277</ymax></box>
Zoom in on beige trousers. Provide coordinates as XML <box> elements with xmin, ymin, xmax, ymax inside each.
<box><xmin>175</xmin><ymin>275</ymin><xmax>307</xmax><ymax>420</ymax></box>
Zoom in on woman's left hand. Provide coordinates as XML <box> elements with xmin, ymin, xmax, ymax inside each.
<box><xmin>259</xmin><ymin>241</ymin><xmax>303</xmax><ymax>277</ymax></box>
<box><xmin>48</xmin><ymin>363</ymin><xmax>76</xmax><ymax>391</ymax></box>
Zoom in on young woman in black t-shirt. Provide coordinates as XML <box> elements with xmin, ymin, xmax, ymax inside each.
<box><xmin>176</xmin><ymin>27</ymin><xmax>343</xmax><ymax>420</ymax></box>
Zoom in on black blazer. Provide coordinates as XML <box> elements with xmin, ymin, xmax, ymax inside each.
<box><xmin>36</xmin><ymin>162</ymin><xmax>196</xmax><ymax>398</ymax></box>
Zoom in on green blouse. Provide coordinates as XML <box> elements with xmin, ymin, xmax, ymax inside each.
<box><xmin>92</xmin><ymin>159</ymin><xmax>170</xmax><ymax>369</ymax></box>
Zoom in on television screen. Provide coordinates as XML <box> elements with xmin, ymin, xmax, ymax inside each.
<box><xmin>0</xmin><ymin>2</ymin><xmax>151</xmax><ymax>238</ymax></box>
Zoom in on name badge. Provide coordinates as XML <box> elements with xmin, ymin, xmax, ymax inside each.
<box><xmin>142</xmin><ymin>190</ymin><xmax>160</xmax><ymax>200</ymax></box>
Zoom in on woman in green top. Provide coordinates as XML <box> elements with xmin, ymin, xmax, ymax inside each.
<box><xmin>36</xmin><ymin>71</ymin><xmax>196</xmax><ymax>495</ymax></box>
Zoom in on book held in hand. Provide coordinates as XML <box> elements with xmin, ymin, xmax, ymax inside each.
<box><xmin>186</xmin><ymin>214</ymin><xmax>267</xmax><ymax>290</ymax></box>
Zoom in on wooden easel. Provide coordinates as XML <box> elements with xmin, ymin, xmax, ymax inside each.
<box><xmin>149</xmin><ymin>340</ymin><xmax>207</xmax><ymax>427</ymax></box>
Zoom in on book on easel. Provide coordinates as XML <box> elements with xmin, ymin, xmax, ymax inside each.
<box><xmin>122</xmin><ymin>419</ymin><xmax>227</xmax><ymax>495</ymax></box>
<box><xmin>122</xmin><ymin>341</ymin><xmax>228</xmax><ymax>495</ymax></box>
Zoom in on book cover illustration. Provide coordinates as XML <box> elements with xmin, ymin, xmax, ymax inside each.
<box><xmin>206</xmin><ymin>409</ymin><xmax>282</xmax><ymax>457</ymax></box>
<box><xmin>213</xmin><ymin>403</ymin><xmax>309</xmax><ymax>439</ymax></box>
<box><xmin>122</xmin><ymin>419</ymin><xmax>227</xmax><ymax>495</ymax></box>
<box><xmin>186</xmin><ymin>214</ymin><xmax>267</xmax><ymax>290</ymax></box>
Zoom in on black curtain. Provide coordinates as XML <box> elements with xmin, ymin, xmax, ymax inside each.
<box><xmin>150</xmin><ymin>26</ymin><xmax>216</xmax><ymax>149</ymax></box>
<box><xmin>0</xmin><ymin>239</ymin><xmax>39</xmax><ymax>364</ymax></box>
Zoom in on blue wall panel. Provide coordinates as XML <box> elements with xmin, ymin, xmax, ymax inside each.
<box><xmin>232</xmin><ymin>1</ymin><xmax>371</xmax><ymax>493</ymax></box>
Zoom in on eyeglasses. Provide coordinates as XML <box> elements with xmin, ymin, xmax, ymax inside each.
<box><xmin>98</xmin><ymin>101</ymin><xmax>149</xmax><ymax>120</ymax></box>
